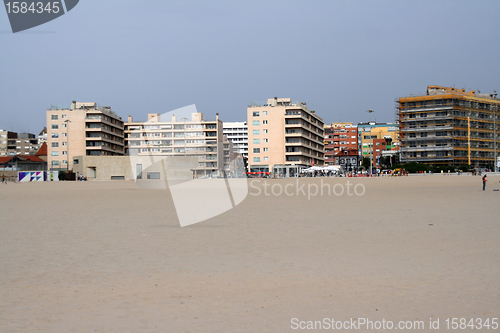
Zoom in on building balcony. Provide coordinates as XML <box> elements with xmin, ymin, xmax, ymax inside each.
<box><xmin>87</xmin><ymin>135</ymin><xmax>124</xmax><ymax>145</ymax></box>
<box><xmin>399</xmin><ymin>106</ymin><xmax>453</xmax><ymax>113</ymax></box>
<box><xmin>400</xmin><ymin>125</ymin><xmax>453</xmax><ymax>132</ymax></box>
<box><xmin>86</xmin><ymin>115</ymin><xmax>123</xmax><ymax>128</ymax></box>
<box><xmin>401</xmin><ymin>156</ymin><xmax>454</xmax><ymax>162</ymax></box>
<box><xmin>85</xmin><ymin>126</ymin><xmax>123</xmax><ymax>137</ymax></box>
<box><xmin>400</xmin><ymin>146</ymin><xmax>454</xmax><ymax>152</ymax></box>
<box><xmin>285</xmin><ymin>133</ymin><xmax>324</xmax><ymax>146</ymax></box>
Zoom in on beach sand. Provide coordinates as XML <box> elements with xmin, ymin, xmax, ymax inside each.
<box><xmin>0</xmin><ymin>175</ymin><xmax>499</xmax><ymax>332</ymax></box>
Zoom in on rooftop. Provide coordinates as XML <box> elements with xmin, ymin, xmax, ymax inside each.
<box><xmin>49</xmin><ymin>102</ymin><xmax>121</xmax><ymax>119</ymax></box>
<box><xmin>248</xmin><ymin>98</ymin><xmax>308</xmax><ymax>109</ymax></box>
<box><xmin>399</xmin><ymin>85</ymin><xmax>499</xmax><ymax>101</ymax></box>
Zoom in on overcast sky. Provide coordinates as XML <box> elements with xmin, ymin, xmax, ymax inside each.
<box><xmin>1</xmin><ymin>0</ymin><xmax>499</xmax><ymax>134</ymax></box>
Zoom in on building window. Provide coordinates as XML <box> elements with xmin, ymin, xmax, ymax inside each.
<box><xmin>253</xmin><ymin>130</ymin><xmax>260</xmax><ymax>135</ymax></box>
<box><xmin>263</xmin><ymin>147</ymin><xmax>268</xmax><ymax>152</ymax></box>
<box><xmin>62</xmin><ymin>123</ymin><xmax>67</xmax><ymax>128</ymax></box>
<box><xmin>52</xmin><ymin>160</ymin><xmax>59</xmax><ymax>166</ymax></box>
<box><xmin>52</xmin><ymin>142</ymin><xmax>59</xmax><ymax>147</ymax></box>
<box><xmin>253</xmin><ymin>112</ymin><xmax>259</xmax><ymax>117</ymax></box>
<box><xmin>253</xmin><ymin>139</ymin><xmax>260</xmax><ymax>144</ymax></box>
<box><xmin>263</xmin><ymin>138</ymin><xmax>268</xmax><ymax>143</ymax></box>
<box><xmin>62</xmin><ymin>114</ymin><xmax>67</xmax><ymax>119</ymax></box>
<box><xmin>264</xmin><ymin>157</ymin><xmax>268</xmax><ymax>161</ymax></box>
<box><xmin>62</xmin><ymin>142</ymin><xmax>67</xmax><ymax>146</ymax></box>
<box><xmin>263</xmin><ymin>129</ymin><xmax>268</xmax><ymax>134</ymax></box>
<box><xmin>262</xmin><ymin>120</ymin><xmax>268</xmax><ymax>125</ymax></box>
<box><xmin>62</xmin><ymin>133</ymin><xmax>67</xmax><ymax>137</ymax></box>
<box><xmin>253</xmin><ymin>148</ymin><xmax>260</xmax><ymax>153</ymax></box>
<box><xmin>52</xmin><ymin>133</ymin><xmax>59</xmax><ymax>138</ymax></box>
<box><xmin>147</xmin><ymin>172</ymin><xmax>161</xmax><ymax>179</ymax></box>
<box><xmin>253</xmin><ymin>120</ymin><xmax>259</xmax><ymax>126</ymax></box>
<box><xmin>253</xmin><ymin>157</ymin><xmax>260</xmax><ymax>162</ymax></box>
<box><xmin>51</xmin><ymin>124</ymin><xmax>58</xmax><ymax>129</ymax></box>
<box><xmin>51</xmin><ymin>115</ymin><xmax>58</xmax><ymax>120</ymax></box>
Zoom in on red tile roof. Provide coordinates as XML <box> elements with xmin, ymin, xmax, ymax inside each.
<box><xmin>0</xmin><ymin>155</ymin><xmax>44</xmax><ymax>164</ymax></box>
<box><xmin>35</xmin><ymin>142</ymin><xmax>47</xmax><ymax>156</ymax></box>
<box><xmin>0</xmin><ymin>156</ymin><xmax>14</xmax><ymax>164</ymax></box>
<box><xmin>19</xmin><ymin>155</ymin><xmax>44</xmax><ymax>162</ymax></box>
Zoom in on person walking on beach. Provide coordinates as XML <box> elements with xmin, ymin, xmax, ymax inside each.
<box><xmin>1</xmin><ymin>174</ymin><xmax>5</xmax><ymax>184</ymax></box>
<box><xmin>482</xmin><ymin>174</ymin><xmax>487</xmax><ymax>191</ymax></box>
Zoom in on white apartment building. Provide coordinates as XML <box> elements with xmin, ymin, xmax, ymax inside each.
<box><xmin>222</xmin><ymin>121</ymin><xmax>248</xmax><ymax>157</ymax></box>
<box><xmin>125</xmin><ymin>112</ymin><xmax>233</xmax><ymax>178</ymax></box>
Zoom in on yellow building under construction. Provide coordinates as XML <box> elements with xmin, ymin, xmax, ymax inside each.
<box><xmin>397</xmin><ymin>86</ymin><xmax>499</xmax><ymax>168</ymax></box>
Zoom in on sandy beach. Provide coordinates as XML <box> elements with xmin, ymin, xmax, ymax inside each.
<box><xmin>0</xmin><ymin>175</ymin><xmax>499</xmax><ymax>332</ymax></box>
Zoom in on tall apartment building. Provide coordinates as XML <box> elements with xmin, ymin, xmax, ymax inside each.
<box><xmin>358</xmin><ymin>122</ymin><xmax>399</xmax><ymax>167</ymax></box>
<box><xmin>222</xmin><ymin>121</ymin><xmax>248</xmax><ymax>157</ymax></box>
<box><xmin>398</xmin><ymin>86</ymin><xmax>499</xmax><ymax>167</ymax></box>
<box><xmin>0</xmin><ymin>130</ymin><xmax>39</xmax><ymax>156</ymax></box>
<box><xmin>47</xmin><ymin>101</ymin><xmax>125</xmax><ymax>170</ymax></box>
<box><xmin>324</xmin><ymin>123</ymin><xmax>358</xmax><ymax>166</ymax></box>
<box><xmin>124</xmin><ymin>112</ymin><xmax>233</xmax><ymax>178</ymax></box>
<box><xmin>247</xmin><ymin>97</ymin><xmax>324</xmax><ymax>176</ymax></box>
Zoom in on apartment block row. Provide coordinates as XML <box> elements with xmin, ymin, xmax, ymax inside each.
<box><xmin>39</xmin><ymin>85</ymin><xmax>498</xmax><ymax>179</ymax></box>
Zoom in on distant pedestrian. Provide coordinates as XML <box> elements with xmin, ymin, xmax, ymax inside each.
<box><xmin>1</xmin><ymin>174</ymin><xmax>5</xmax><ymax>184</ymax></box>
<box><xmin>482</xmin><ymin>174</ymin><xmax>487</xmax><ymax>191</ymax></box>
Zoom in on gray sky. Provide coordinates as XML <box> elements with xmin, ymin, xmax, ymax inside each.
<box><xmin>1</xmin><ymin>0</ymin><xmax>499</xmax><ymax>134</ymax></box>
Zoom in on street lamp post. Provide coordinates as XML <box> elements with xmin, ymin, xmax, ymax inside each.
<box><xmin>367</xmin><ymin>109</ymin><xmax>374</xmax><ymax>175</ymax></box>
